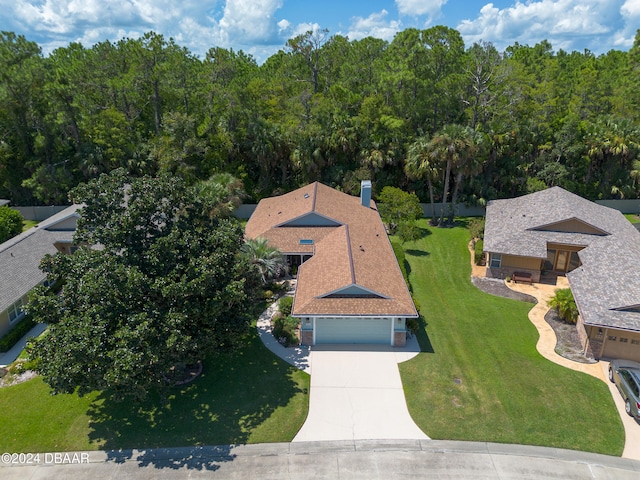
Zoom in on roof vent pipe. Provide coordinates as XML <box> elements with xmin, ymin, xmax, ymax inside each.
<box><xmin>360</xmin><ymin>180</ymin><xmax>372</xmax><ymax>208</ymax></box>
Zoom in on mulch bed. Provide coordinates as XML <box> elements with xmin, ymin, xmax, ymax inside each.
<box><xmin>165</xmin><ymin>361</ymin><xmax>203</xmax><ymax>386</ymax></box>
<box><xmin>544</xmin><ymin>309</ymin><xmax>596</xmax><ymax>364</ymax></box>
<box><xmin>472</xmin><ymin>277</ymin><xmax>537</xmax><ymax>303</ymax></box>
<box><xmin>472</xmin><ymin>277</ymin><xmax>595</xmax><ymax>364</ymax></box>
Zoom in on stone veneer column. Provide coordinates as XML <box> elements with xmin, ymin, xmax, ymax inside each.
<box><xmin>301</xmin><ymin>330</ymin><xmax>313</xmax><ymax>346</ymax></box>
<box><xmin>393</xmin><ymin>331</ymin><xmax>406</xmax><ymax>347</ymax></box>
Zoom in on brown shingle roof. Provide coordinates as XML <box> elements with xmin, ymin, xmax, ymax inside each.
<box><xmin>245</xmin><ymin>182</ymin><xmax>417</xmax><ymax>318</ymax></box>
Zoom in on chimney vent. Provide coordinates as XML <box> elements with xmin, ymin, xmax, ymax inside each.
<box><xmin>360</xmin><ymin>180</ymin><xmax>372</xmax><ymax>208</ymax></box>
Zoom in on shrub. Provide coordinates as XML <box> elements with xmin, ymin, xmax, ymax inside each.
<box><xmin>406</xmin><ymin>318</ymin><xmax>420</xmax><ymax>335</ymax></box>
<box><xmin>411</xmin><ymin>293</ymin><xmax>421</xmax><ymax>316</ymax></box>
<box><xmin>474</xmin><ymin>239</ymin><xmax>485</xmax><ymax>266</ymax></box>
<box><xmin>0</xmin><ymin>316</ymin><xmax>36</xmax><ymax>353</ymax></box>
<box><xmin>468</xmin><ymin>217</ymin><xmax>485</xmax><ymax>240</ymax></box>
<box><xmin>391</xmin><ymin>239</ymin><xmax>408</xmax><ymax>284</ymax></box>
<box><xmin>279</xmin><ymin>296</ymin><xmax>293</xmax><ymax>316</ymax></box>
<box><xmin>0</xmin><ymin>206</ymin><xmax>23</xmax><ymax>243</ymax></box>
<box><xmin>548</xmin><ymin>288</ymin><xmax>579</xmax><ymax>324</ymax></box>
<box><xmin>272</xmin><ymin>315</ymin><xmax>299</xmax><ymax>347</ymax></box>
<box><xmin>262</xmin><ymin>289</ymin><xmax>274</xmax><ymax>301</ymax></box>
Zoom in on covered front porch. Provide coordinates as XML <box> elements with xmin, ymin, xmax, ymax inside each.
<box><xmin>484</xmin><ymin>242</ymin><xmax>585</xmax><ymax>284</ymax></box>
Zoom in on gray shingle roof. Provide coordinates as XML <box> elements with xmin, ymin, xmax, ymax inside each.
<box><xmin>484</xmin><ymin>187</ymin><xmax>640</xmax><ymax>331</ymax></box>
<box><xmin>0</xmin><ymin>205</ymin><xmax>81</xmax><ymax>314</ymax></box>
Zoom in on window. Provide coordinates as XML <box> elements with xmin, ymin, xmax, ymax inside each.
<box><xmin>490</xmin><ymin>253</ymin><xmax>502</xmax><ymax>268</ymax></box>
<box><xmin>608</xmin><ymin>335</ymin><xmax>617</xmax><ymax>341</ymax></box>
<box><xmin>8</xmin><ymin>299</ymin><xmax>24</xmax><ymax>323</ymax></box>
<box><xmin>568</xmin><ymin>251</ymin><xmax>581</xmax><ymax>271</ymax></box>
<box><xmin>620</xmin><ymin>338</ymin><xmax>629</xmax><ymax>343</ymax></box>
<box><xmin>544</xmin><ymin>249</ymin><xmax>556</xmax><ymax>271</ymax></box>
<box><xmin>631</xmin><ymin>339</ymin><xmax>640</xmax><ymax>345</ymax></box>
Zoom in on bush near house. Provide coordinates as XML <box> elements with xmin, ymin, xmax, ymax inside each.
<box><xmin>272</xmin><ymin>312</ymin><xmax>299</xmax><ymax>347</ymax></box>
<box><xmin>547</xmin><ymin>288</ymin><xmax>579</xmax><ymax>324</ymax></box>
<box><xmin>0</xmin><ymin>206</ymin><xmax>23</xmax><ymax>243</ymax></box>
<box><xmin>474</xmin><ymin>239</ymin><xmax>484</xmax><ymax>266</ymax></box>
<box><xmin>0</xmin><ymin>316</ymin><xmax>36</xmax><ymax>353</ymax></box>
<box><xmin>468</xmin><ymin>217</ymin><xmax>485</xmax><ymax>240</ymax></box>
<box><xmin>278</xmin><ymin>296</ymin><xmax>293</xmax><ymax>316</ymax></box>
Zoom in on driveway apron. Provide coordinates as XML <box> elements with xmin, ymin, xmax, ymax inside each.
<box><xmin>293</xmin><ymin>344</ymin><xmax>429</xmax><ymax>442</ymax></box>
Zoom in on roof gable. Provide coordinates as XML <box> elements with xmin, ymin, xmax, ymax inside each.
<box><xmin>529</xmin><ymin>217</ymin><xmax>609</xmax><ymax>236</ymax></box>
<box><xmin>612</xmin><ymin>304</ymin><xmax>640</xmax><ymax>314</ymax></box>
<box><xmin>44</xmin><ymin>212</ymin><xmax>80</xmax><ymax>232</ymax></box>
<box><xmin>276</xmin><ymin>211</ymin><xmax>342</xmax><ymax>228</ymax></box>
<box><xmin>320</xmin><ymin>284</ymin><xmax>388</xmax><ymax>299</ymax></box>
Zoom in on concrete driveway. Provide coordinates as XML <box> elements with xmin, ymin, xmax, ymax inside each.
<box><xmin>292</xmin><ymin>343</ymin><xmax>429</xmax><ymax>442</ymax></box>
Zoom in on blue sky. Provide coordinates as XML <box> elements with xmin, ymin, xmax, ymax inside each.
<box><xmin>1</xmin><ymin>1</ymin><xmax>638</xmax><ymax>62</ymax></box>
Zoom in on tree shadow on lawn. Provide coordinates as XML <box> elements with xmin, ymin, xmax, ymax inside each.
<box><xmin>415</xmin><ymin>317</ymin><xmax>435</xmax><ymax>354</ymax></box>
<box><xmin>86</xmin><ymin>333</ymin><xmax>306</xmax><ymax>471</ymax></box>
<box><xmin>405</xmin><ymin>249</ymin><xmax>430</xmax><ymax>257</ymax></box>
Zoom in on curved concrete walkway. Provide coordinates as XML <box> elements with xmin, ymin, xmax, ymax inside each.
<box><xmin>505</xmin><ymin>279</ymin><xmax>640</xmax><ymax>461</ymax></box>
<box><xmin>469</xmin><ymin>243</ymin><xmax>640</xmax><ymax>460</ymax></box>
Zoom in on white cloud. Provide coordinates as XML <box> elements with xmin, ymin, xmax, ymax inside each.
<box><xmin>395</xmin><ymin>0</ymin><xmax>447</xmax><ymax>17</ymax></box>
<box><xmin>621</xmin><ymin>0</ymin><xmax>640</xmax><ymax>16</ymax></box>
<box><xmin>457</xmin><ymin>1</ymin><xmax>629</xmax><ymax>53</ymax></box>
<box><xmin>218</xmin><ymin>0</ymin><xmax>283</xmax><ymax>44</ymax></box>
<box><xmin>347</xmin><ymin>10</ymin><xmax>402</xmax><ymax>42</ymax></box>
<box><xmin>0</xmin><ymin>0</ymin><xmax>295</xmax><ymax>61</ymax></box>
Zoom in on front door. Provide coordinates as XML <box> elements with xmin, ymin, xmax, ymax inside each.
<box><xmin>555</xmin><ymin>251</ymin><xmax>569</xmax><ymax>271</ymax></box>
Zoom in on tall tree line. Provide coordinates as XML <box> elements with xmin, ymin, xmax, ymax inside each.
<box><xmin>0</xmin><ymin>28</ymin><xmax>639</xmax><ymax>206</ymax></box>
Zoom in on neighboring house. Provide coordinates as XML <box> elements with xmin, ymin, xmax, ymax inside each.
<box><xmin>245</xmin><ymin>181</ymin><xmax>418</xmax><ymax>347</ymax></box>
<box><xmin>483</xmin><ymin>187</ymin><xmax>640</xmax><ymax>362</ymax></box>
<box><xmin>0</xmin><ymin>205</ymin><xmax>81</xmax><ymax>338</ymax></box>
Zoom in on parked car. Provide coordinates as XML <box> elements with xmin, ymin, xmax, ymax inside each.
<box><xmin>609</xmin><ymin>359</ymin><xmax>640</xmax><ymax>421</ymax></box>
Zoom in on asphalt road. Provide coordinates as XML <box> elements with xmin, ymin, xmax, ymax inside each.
<box><xmin>1</xmin><ymin>440</ymin><xmax>639</xmax><ymax>479</ymax></box>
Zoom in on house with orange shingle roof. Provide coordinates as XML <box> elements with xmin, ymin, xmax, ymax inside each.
<box><xmin>245</xmin><ymin>181</ymin><xmax>418</xmax><ymax>347</ymax></box>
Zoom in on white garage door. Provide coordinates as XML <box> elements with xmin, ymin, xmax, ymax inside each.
<box><xmin>315</xmin><ymin>317</ymin><xmax>391</xmax><ymax>345</ymax></box>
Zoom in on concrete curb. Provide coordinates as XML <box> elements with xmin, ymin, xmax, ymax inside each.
<box><xmin>1</xmin><ymin>440</ymin><xmax>639</xmax><ymax>479</ymax></box>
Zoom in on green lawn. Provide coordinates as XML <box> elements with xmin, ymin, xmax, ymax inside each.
<box><xmin>397</xmin><ymin>219</ymin><xmax>624</xmax><ymax>456</ymax></box>
<box><xmin>624</xmin><ymin>213</ymin><xmax>640</xmax><ymax>224</ymax></box>
<box><xmin>0</xmin><ymin>328</ymin><xmax>309</xmax><ymax>452</ymax></box>
<box><xmin>22</xmin><ymin>219</ymin><xmax>38</xmax><ymax>231</ymax></box>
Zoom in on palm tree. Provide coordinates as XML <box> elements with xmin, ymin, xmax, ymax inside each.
<box><xmin>584</xmin><ymin>117</ymin><xmax>639</xmax><ymax>197</ymax></box>
<box><xmin>406</xmin><ymin>135</ymin><xmax>438</xmax><ymax>225</ymax></box>
<box><xmin>194</xmin><ymin>172</ymin><xmax>245</xmax><ymax>217</ymax></box>
<box><xmin>449</xmin><ymin>129</ymin><xmax>483</xmax><ymax>223</ymax></box>
<box><xmin>241</xmin><ymin>238</ymin><xmax>288</xmax><ymax>285</ymax></box>
<box><xmin>425</xmin><ymin>124</ymin><xmax>478</xmax><ymax>226</ymax></box>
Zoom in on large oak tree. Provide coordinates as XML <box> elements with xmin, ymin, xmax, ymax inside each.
<box><xmin>27</xmin><ymin>168</ymin><xmax>258</xmax><ymax>401</ymax></box>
